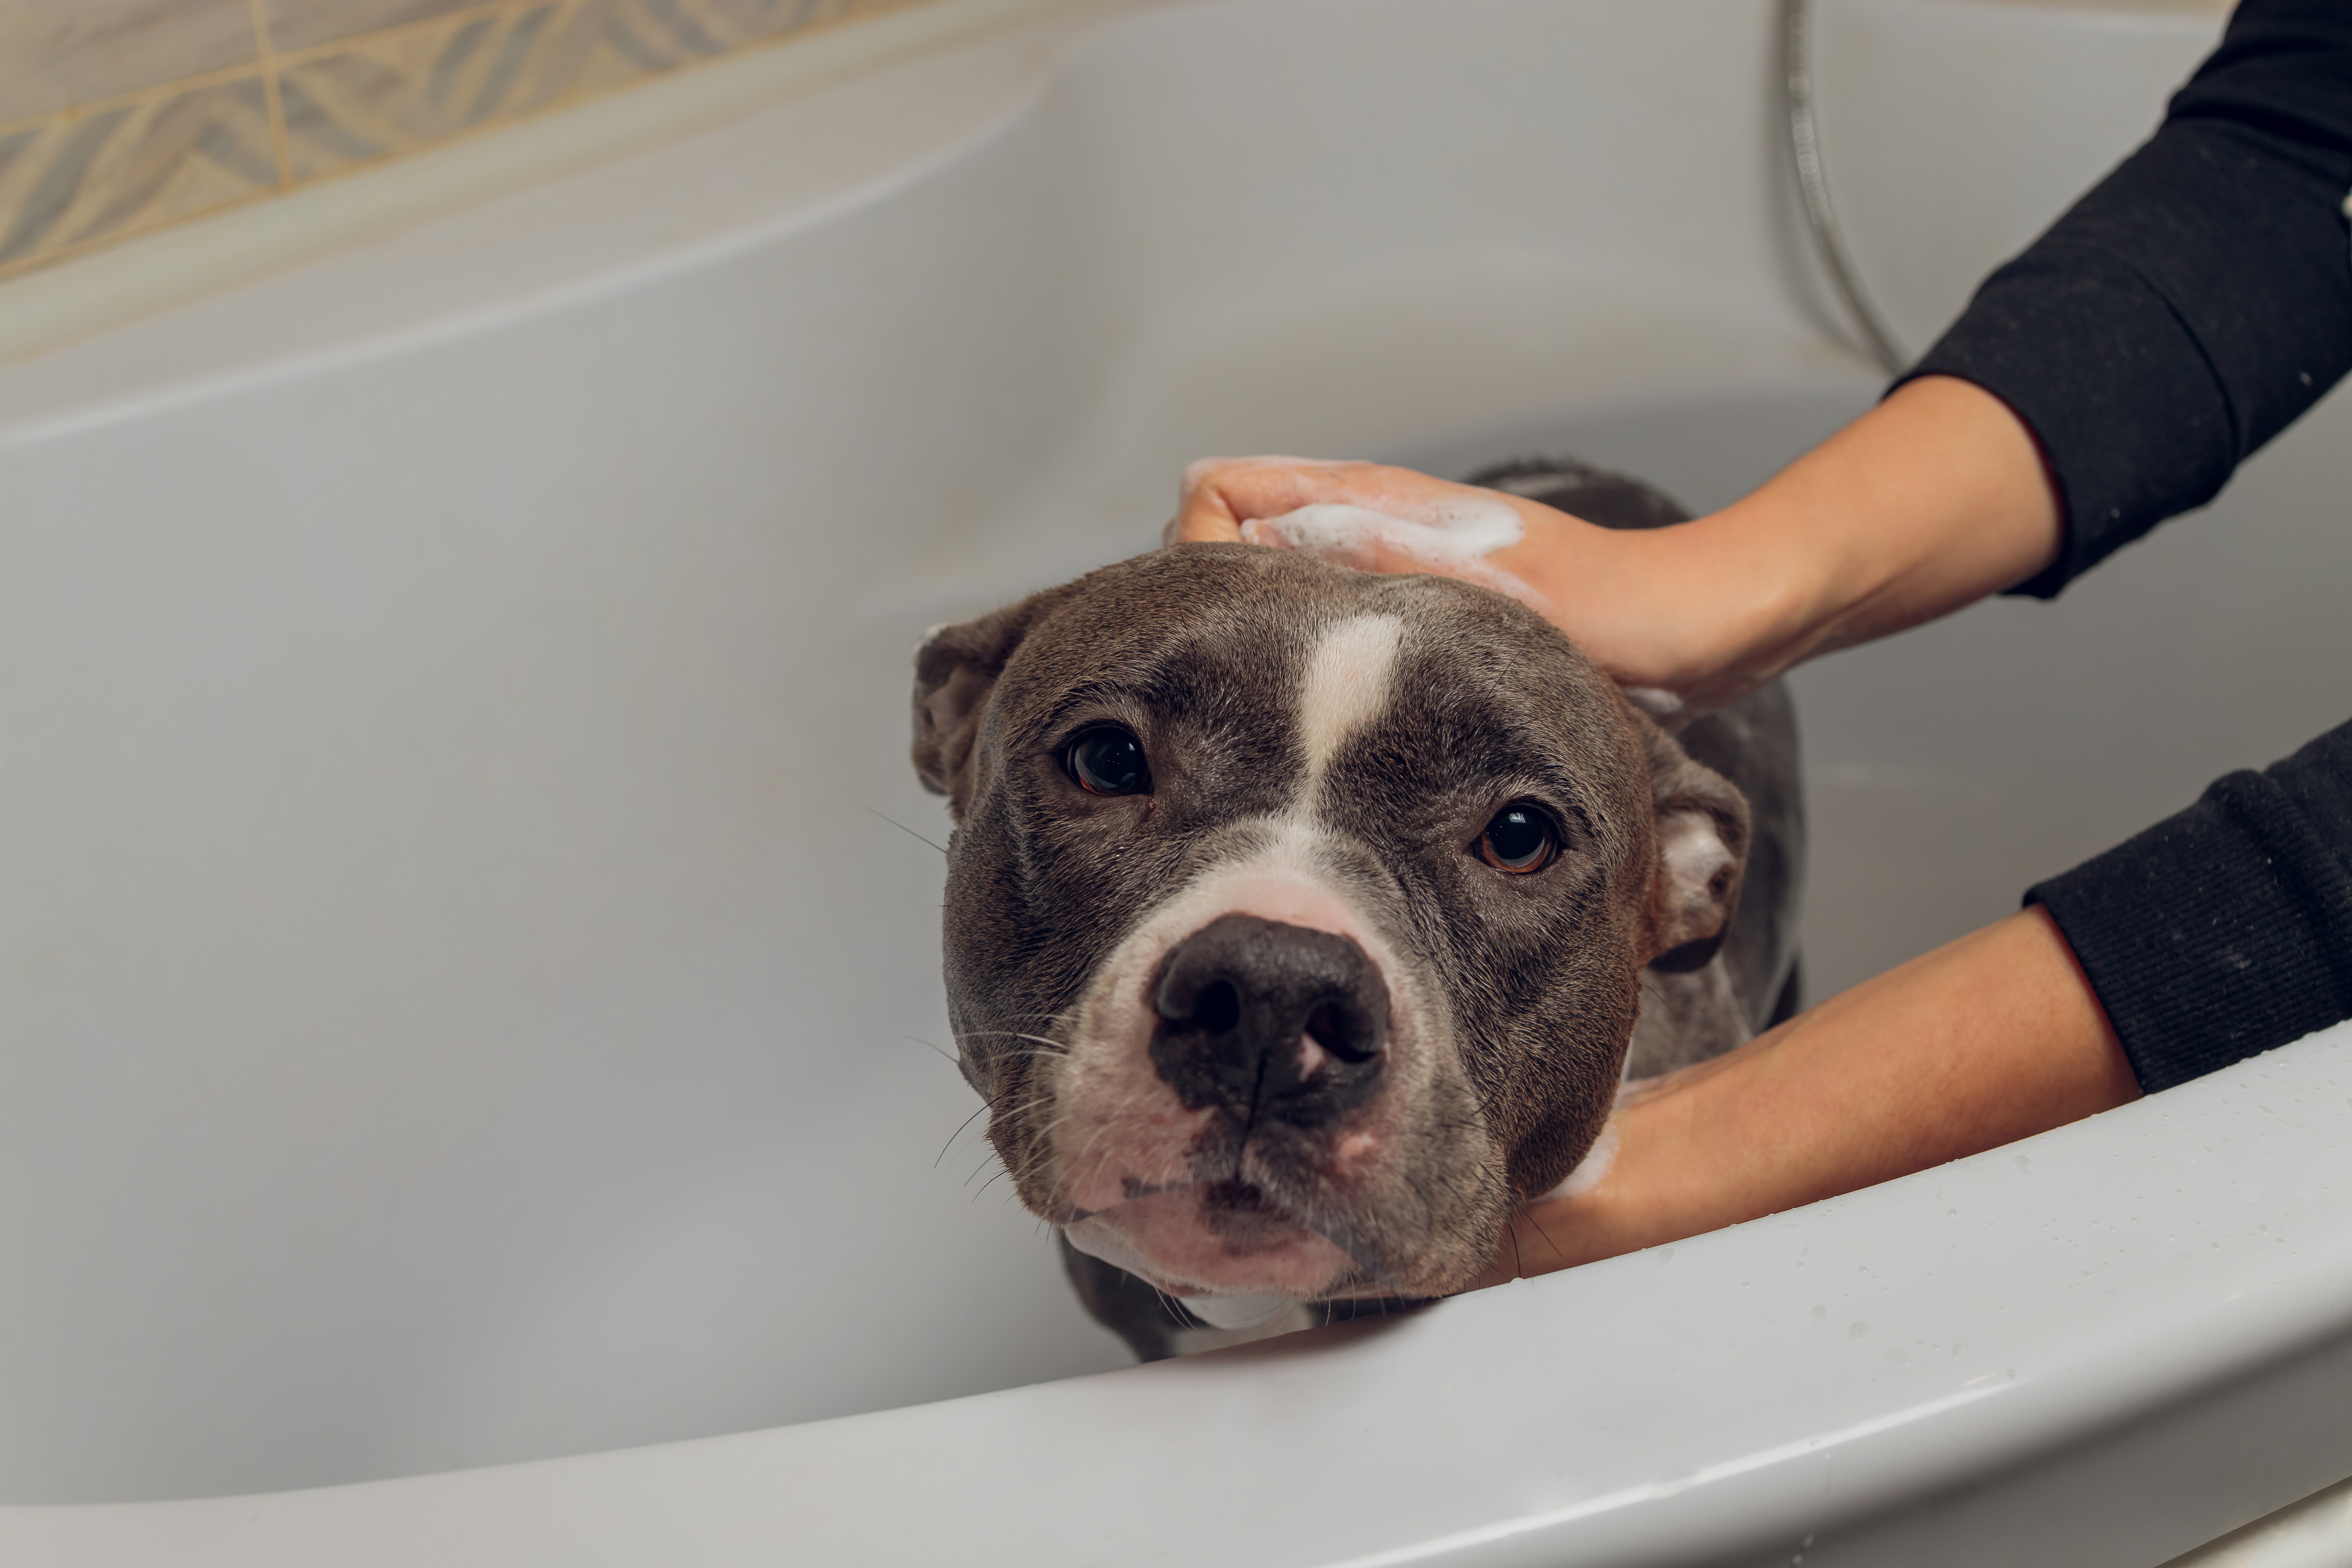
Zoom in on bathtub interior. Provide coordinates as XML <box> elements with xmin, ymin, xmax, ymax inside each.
<box><xmin>2</xmin><ymin>0</ymin><xmax>2337</xmax><ymax>1518</ymax></box>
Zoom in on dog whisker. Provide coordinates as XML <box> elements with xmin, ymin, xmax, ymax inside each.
<box><xmin>864</xmin><ymin>806</ymin><xmax>948</xmax><ymax>855</ymax></box>
<box><xmin>989</xmin><ymin>1098</ymin><xmax>1059</xmax><ymax>1132</ymax></box>
<box><xmin>1149</xmin><ymin>1282</ymin><xmax>1189</xmax><ymax>1331</ymax></box>
<box><xmin>933</xmin><ymin>1102</ymin><xmax>990</xmax><ymax>1168</ymax></box>
<box><xmin>1515</xmin><ymin>1200</ymin><xmax>1564</xmax><ymax>1264</ymax></box>
<box><xmin>898</xmin><ymin>1034</ymin><xmax>960</xmax><ymax>1067</ymax></box>
<box><xmin>953</xmin><ymin>1030</ymin><xmax>1070</xmax><ymax>1054</ymax></box>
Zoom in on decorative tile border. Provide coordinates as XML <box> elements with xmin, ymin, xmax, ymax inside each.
<box><xmin>0</xmin><ymin>0</ymin><xmax>931</xmax><ymax>281</ymax></box>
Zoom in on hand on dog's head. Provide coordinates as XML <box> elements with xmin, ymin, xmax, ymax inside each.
<box><xmin>911</xmin><ymin>543</ymin><xmax>1746</xmax><ymax>1301</ymax></box>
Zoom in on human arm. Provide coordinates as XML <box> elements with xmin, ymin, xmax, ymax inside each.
<box><xmin>1493</xmin><ymin>718</ymin><xmax>2352</xmax><ymax>1279</ymax></box>
<box><xmin>1171</xmin><ymin>374</ymin><xmax>2062</xmax><ymax>711</ymax></box>
<box><xmin>1173</xmin><ymin>2</ymin><xmax>2352</xmax><ymax>706</ymax></box>
<box><xmin>1485</xmin><ymin>906</ymin><xmax>2139</xmax><ymax>1278</ymax></box>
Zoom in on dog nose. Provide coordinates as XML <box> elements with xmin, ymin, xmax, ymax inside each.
<box><xmin>1150</xmin><ymin>914</ymin><xmax>1388</xmax><ymax>1127</ymax></box>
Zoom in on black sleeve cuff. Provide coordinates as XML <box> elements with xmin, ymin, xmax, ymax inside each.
<box><xmin>1892</xmin><ymin>0</ymin><xmax>2352</xmax><ymax>598</ymax></box>
<box><xmin>2028</xmin><ymin>717</ymin><xmax>2352</xmax><ymax>1093</ymax></box>
<box><xmin>1899</xmin><ymin>227</ymin><xmax>2232</xmax><ymax>601</ymax></box>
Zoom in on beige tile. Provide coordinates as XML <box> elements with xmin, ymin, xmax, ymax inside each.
<box><xmin>280</xmin><ymin>2</ymin><xmax>566</xmax><ymax>178</ymax></box>
<box><xmin>0</xmin><ymin>74</ymin><xmax>279</xmax><ymax>274</ymax></box>
<box><xmin>701</xmin><ymin>0</ymin><xmax>890</xmax><ymax>47</ymax></box>
<box><xmin>0</xmin><ymin>0</ymin><xmax>260</xmax><ymax>125</ymax></box>
<box><xmin>0</xmin><ymin>0</ymin><xmax>933</xmax><ymax>278</ymax></box>
<box><xmin>276</xmin><ymin>0</ymin><xmax>888</xmax><ymax>178</ymax></box>
<box><xmin>263</xmin><ymin>0</ymin><xmax>490</xmax><ymax>56</ymax></box>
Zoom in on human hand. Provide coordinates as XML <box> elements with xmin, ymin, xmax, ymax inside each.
<box><xmin>1167</xmin><ymin>455</ymin><xmax>1769</xmax><ymax>710</ymax></box>
<box><xmin>1167</xmin><ymin>380</ymin><xmax>2068</xmax><ymax>714</ymax></box>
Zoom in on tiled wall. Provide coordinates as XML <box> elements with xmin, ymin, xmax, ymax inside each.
<box><xmin>0</xmin><ymin>0</ymin><xmax>930</xmax><ymax>280</ymax></box>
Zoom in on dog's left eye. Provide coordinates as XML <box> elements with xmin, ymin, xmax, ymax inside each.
<box><xmin>1475</xmin><ymin>804</ymin><xmax>1559</xmax><ymax>874</ymax></box>
<box><xmin>1066</xmin><ymin>727</ymin><xmax>1152</xmax><ymax>796</ymax></box>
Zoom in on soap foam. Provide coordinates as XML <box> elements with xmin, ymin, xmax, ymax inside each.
<box><xmin>1240</xmin><ymin>496</ymin><xmax>1543</xmax><ymax>608</ymax></box>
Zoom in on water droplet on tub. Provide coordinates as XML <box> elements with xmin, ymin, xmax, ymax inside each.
<box><xmin>2015</xmin><ymin>1155</ymin><xmax>2032</xmax><ymax>1174</ymax></box>
<box><xmin>1849</xmin><ymin>1321</ymin><xmax>1869</xmax><ymax>1339</ymax></box>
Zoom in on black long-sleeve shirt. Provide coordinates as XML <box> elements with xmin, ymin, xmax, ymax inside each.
<box><xmin>1898</xmin><ymin>0</ymin><xmax>2352</xmax><ymax>1092</ymax></box>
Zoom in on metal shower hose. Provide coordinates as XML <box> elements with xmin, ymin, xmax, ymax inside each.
<box><xmin>1782</xmin><ymin>0</ymin><xmax>1911</xmax><ymax>374</ymax></box>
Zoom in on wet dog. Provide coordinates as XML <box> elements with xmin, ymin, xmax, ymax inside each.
<box><xmin>911</xmin><ymin>461</ymin><xmax>1801</xmax><ymax>1358</ymax></box>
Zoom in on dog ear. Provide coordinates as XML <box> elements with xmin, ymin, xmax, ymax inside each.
<box><xmin>1637</xmin><ymin>714</ymin><xmax>1751</xmax><ymax>973</ymax></box>
<box><xmin>911</xmin><ymin>583</ymin><xmax>1079</xmax><ymax>819</ymax></box>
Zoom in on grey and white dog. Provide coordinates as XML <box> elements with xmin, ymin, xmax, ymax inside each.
<box><xmin>911</xmin><ymin>461</ymin><xmax>1801</xmax><ymax>1359</ymax></box>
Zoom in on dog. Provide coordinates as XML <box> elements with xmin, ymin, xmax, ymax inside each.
<box><xmin>911</xmin><ymin>459</ymin><xmax>1802</xmax><ymax>1359</ymax></box>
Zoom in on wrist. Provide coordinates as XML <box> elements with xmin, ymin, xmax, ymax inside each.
<box><xmin>1489</xmin><ymin>1086</ymin><xmax>1704</xmax><ymax>1280</ymax></box>
<box><xmin>1645</xmin><ymin>377</ymin><xmax>2064</xmax><ymax>704</ymax></box>
<box><xmin>1665</xmin><ymin>498</ymin><xmax>1847</xmax><ymax>698</ymax></box>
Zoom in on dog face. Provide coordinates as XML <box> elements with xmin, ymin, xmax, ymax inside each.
<box><xmin>912</xmin><ymin>545</ymin><xmax>1746</xmax><ymax>1301</ymax></box>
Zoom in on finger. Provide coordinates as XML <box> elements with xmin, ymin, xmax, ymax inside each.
<box><xmin>1169</xmin><ymin>455</ymin><xmax>1364</xmax><ymax>545</ymax></box>
<box><xmin>1167</xmin><ymin>475</ymin><xmax>1241</xmax><ymax>544</ymax></box>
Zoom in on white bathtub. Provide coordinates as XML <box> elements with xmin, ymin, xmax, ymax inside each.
<box><xmin>3</xmin><ymin>0</ymin><xmax>2349</xmax><ymax>1561</ymax></box>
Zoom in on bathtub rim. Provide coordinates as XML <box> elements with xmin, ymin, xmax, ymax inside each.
<box><xmin>2</xmin><ymin>1019</ymin><xmax>2347</xmax><ymax>1565</ymax></box>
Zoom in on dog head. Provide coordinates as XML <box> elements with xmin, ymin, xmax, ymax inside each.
<box><xmin>911</xmin><ymin>544</ymin><xmax>1746</xmax><ymax>1300</ymax></box>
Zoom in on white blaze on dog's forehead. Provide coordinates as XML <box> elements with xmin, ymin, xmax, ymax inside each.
<box><xmin>1296</xmin><ymin>612</ymin><xmax>1405</xmax><ymax>782</ymax></box>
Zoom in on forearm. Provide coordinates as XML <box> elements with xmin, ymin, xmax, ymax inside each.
<box><xmin>1169</xmin><ymin>377</ymin><xmax>2061</xmax><ymax>707</ymax></box>
<box><xmin>1495</xmin><ymin>906</ymin><xmax>2140</xmax><ymax>1276</ymax></box>
<box><xmin>1589</xmin><ymin>375</ymin><xmax>2062</xmax><ymax>706</ymax></box>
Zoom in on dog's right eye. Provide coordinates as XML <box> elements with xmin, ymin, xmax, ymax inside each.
<box><xmin>1475</xmin><ymin>803</ymin><xmax>1559</xmax><ymax>874</ymax></box>
<box><xmin>1066</xmin><ymin>727</ymin><xmax>1152</xmax><ymax>796</ymax></box>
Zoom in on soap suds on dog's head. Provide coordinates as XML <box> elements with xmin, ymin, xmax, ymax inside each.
<box><xmin>1239</xmin><ymin>497</ymin><xmax>1542</xmax><ymax>608</ymax></box>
